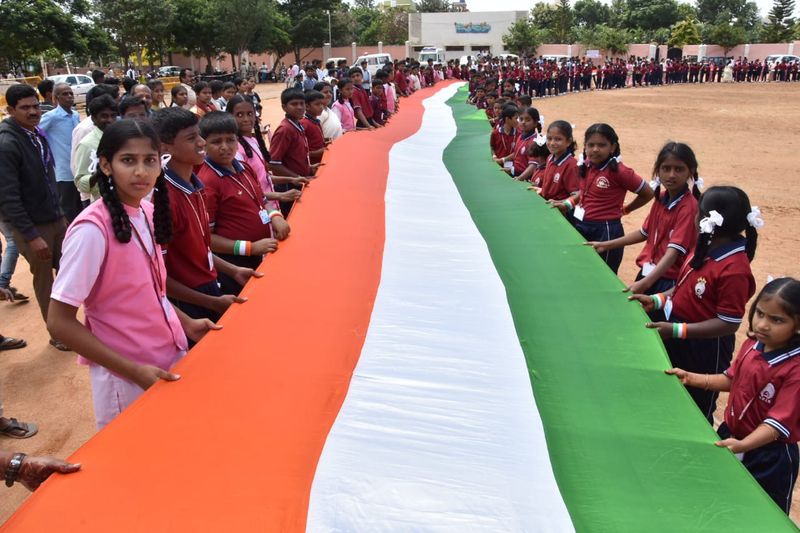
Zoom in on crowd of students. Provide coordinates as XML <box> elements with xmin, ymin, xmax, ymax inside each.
<box><xmin>477</xmin><ymin>79</ymin><xmax>800</xmax><ymax>515</ymax></box>
<box><xmin>0</xmin><ymin>57</ymin><xmax>443</xmax><ymax>488</ymax></box>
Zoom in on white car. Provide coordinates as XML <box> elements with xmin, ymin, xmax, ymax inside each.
<box><xmin>352</xmin><ymin>53</ymin><xmax>393</xmax><ymax>76</ymax></box>
<box><xmin>765</xmin><ymin>54</ymin><xmax>799</xmax><ymax>66</ymax></box>
<box><xmin>47</xmin><ymin>74</ymin><xmax>94</xmax><ymax>103</ymax></box>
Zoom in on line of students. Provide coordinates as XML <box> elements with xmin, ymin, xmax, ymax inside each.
<box><xmin>480</xmin><ymin>93</ymin><xmax>800</xmax><ymax>515</ymax></box>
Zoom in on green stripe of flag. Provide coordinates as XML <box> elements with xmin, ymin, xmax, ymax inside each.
<box><xmin>443</xmin><ymin>86</ymin><xmax>795</xmax><ymax>532</ymax></box>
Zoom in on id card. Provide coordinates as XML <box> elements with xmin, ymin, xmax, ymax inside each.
<box><xmin>208</xmin><ymin>249</ymin><xmax>214</xmax><ymax>271</ymax></box>
<box><xmin>642</xmin><ymin>262</ymin><xmax>657</xmax><ymax>276</ymax></box>
<box><xmin>503</xmin><ymin>161</ymin><xmax>514</xmax><ymax>170</ymax></box>
<box><xmin>258</xmin><ymin>209</ymin><xmax>270</xmax><ymax>225</ymax></box>
<box><xmin>664</xmin><ymin>298</ymin><xmax>673</xmax><ymax>321</ymax></box>
<box><xmin>573</xmin><ymin>205</ymin><xmax>585</xmax><ymax>221</ymax></box>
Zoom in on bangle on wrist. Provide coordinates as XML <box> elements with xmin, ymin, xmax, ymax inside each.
<box><xmin>268</xmin><ymin>210</ymin><xmax>282</xmax><ymax>220</ymax></box>
<box><xmin>671</xmin><ymin>322</ymin><xmax>688</xmax><ymax>339</ymax></box>
<box><xmin>5</xmin><ymin>452</ymin><xmax>26</xmax><ymax>487</ymax></box>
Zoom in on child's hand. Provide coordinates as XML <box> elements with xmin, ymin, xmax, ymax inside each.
<box><xmin>232</xmin><ymin>266</ymin><xmax>264</xmax><ymax>288</ymax></box>
<box><xmin>583</xmin><ymin>241</ymin><xmax>608</xmax><ymax>255</ymax></box>
<box><xmin>252</xmin><ymin>238</ymin><xmax>278</xmax><ymax>255</ymax></box>
<box><xmin>133</xmin><ymin>364</ymin><xmax>181</xmax><ymax>390</ymax></box>
<box><xmin>623</xmin><ymin>279</ymin><xmax>649</xmax><ymax>294</ymax></box>
<box><xmin>646</xmin><ymin>321</ymin><xmax>673</xmax><ymax>340</ymax></box>
<box><xmin>664</xmin><ymin>367</ymin><xmax>691</xmax><ymax>385</ymax></box>
<box><xmin>281</xmin><ymin>190</ymin><xmax>303</xmax><ymax>203</ymax></box>
<box><xmin>628</xmin><ymin>293</ymin><xmax>655</xmax><ymax>312</ymax></box>
<box><xmin>502</xmin><ymin>167</ymin><xmax>512</xmax><ymax>175</ymax></box>
<box><xmin>715</xmin><ymin>438</ymin><xmax>745</xmax><ymax>454</ymax></box>
<box><xmin>212</xmin><ymin>294</ymin><xmax>247</xmax><ymax>315</ymax></box>
<box><xmin>271</xmin><ymin>216</ymin><xmax>290</xmax><ymax>240</ymax></box>
<box><xmin>291</xmin><ymin>176</ymin><xmax>311</xmax><ymax>186</ymax></box>
<box><xmin>527</xmin><ymin>186</ymin><xmax>542</xmax><ymax>194</ymax></box>
<box><xmin>183</xmin><ymin>318</ymin><xmax>222</xmax><ymax>343</ymax></box>
<box><xmin>548</xmin><ymin>200</ymin><xmax>568</xmax><ymax>213</ymax></box>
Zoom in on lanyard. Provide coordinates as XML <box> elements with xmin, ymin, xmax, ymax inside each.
<box><xmin>227</xmin><ymin>171</ymin><xmax>263</xmax><ymax>210</ymax></box>
<box><xmin>182</xmin><ymin>190</ymin><xmax>210</xmax><ymax>242</ymax></box>
<box><xmin>129</xmin><ymin>210</ymin><xmax>166</xmax><ymax>300</ymax></box>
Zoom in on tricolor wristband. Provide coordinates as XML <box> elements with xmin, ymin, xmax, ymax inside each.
<box><xmin>233</xmin><ymin>240</ymin><xmax>252</xmax><ymax>256</ymax></box>
<box><xmin>562</xmin><ymin>199</ymin><xmax>574</xmax><ymax>211</ymax></box>
<box><xmin>672</xmin><ymin>322</ymin><xmax>688</xmax><ymax>339</ymax></box>
<box><xmin>651</xmin><ymin>293</ymin><xmax>667</xmax><ymax>310</ymax></box>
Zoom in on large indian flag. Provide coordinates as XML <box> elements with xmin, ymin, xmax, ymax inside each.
<box><xmin>2</xmin><ymin>82</ymin><xmax>794</xmax><ymax>532</ymax></box>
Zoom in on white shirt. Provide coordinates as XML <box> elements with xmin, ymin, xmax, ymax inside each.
<box><xmin>319</xmin><ymin>106</ymin><xmax>343</xmax><ymax>140</ymax></box>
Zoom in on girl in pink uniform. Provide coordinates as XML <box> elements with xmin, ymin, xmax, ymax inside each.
<box><xmin>48</xmin><ymin>120</ymin><xmax>219</xmax><ymax>429</ymax></box>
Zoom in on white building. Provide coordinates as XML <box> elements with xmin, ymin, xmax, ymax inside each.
<box><xmin>408</xmin><ymin>11</ymin><xmax>528</xmax><ymax>61</ymax></box>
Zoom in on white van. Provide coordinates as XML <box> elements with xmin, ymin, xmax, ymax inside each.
<box><xmin>353</xmin><ymin>53</ymin><xmax>393</xmax><ymax>76</ymax></box>
<box><xmin>419</xmin><ymin>47</ymin><xmax>445</xmax><ymax>66</ymax></box>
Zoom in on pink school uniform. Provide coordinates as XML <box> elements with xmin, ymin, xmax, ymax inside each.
<box><xmin>51</xmin><ymin>200</ymin><xmax>187</xmax><ymax>429</ymax></box>
<box><xmin>384</xmin><ymin>83</ymin><xmax>397</xmax><ymax>114</ymax></box>
<box><xmin>236</xmin><ymin>136</ymin><xmax>280</xmax><ymax>212</ymax></box>
<box><xmin>332</xmin><ymin>99</ymin><xmax>356</xmax><ymax>132</ymax></box>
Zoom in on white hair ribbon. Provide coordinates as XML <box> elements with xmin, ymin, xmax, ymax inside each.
<box><xmin>767</xmin><ymin>274</ymin><xmax>775</xmax><ymax>283</ymax></box>
<box><xmin>160</xmin><ymin>153</ymin><xmax>172</xmax><ymax>169</ymax></box>
<box><xmin>576</xmin><ymin>153</ymin><xmax>584</xmax><ymax>167</ymax></box>
<box><xmin>539</xmin><ymin>115</ymin><xmax>545</xmax><ymax>126</ymax></box>
<box><xmin>649</xmin><ymin>176</ymin><xmax>661</xmax><ymax>190</ymax></box>
<box><xmin>747</xmin><ymin>206</ymin><xmax>764</xmax><ymax>229</ymax></box>
<box><xmin>570</xmin><ymin>123</ymin><xmax>576</xmax><ymax>131</ymax></box>
<box><xmin>699</xmin><ymin>210</ymin><xmax>724</xmax><ymax>234</ymax></box>
<box><xmin>695</xmin><ymin>176</ymin><xmax>704</xmax><ymax>189</ymax></box>
<box><xmin>534</xmin><ymin>132</ymin><xmax>547</xmax><ymax>146</ymax></box>
<box><xmin>88</xmin><ymin>151</ymin><xmax>99</xmax><ymax>174</ymax></box>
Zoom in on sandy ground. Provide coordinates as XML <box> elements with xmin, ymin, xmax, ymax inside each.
<box><xmin>1</xmin><ymin>81</ymin><xmax>799</xmax><ymax>523</ymax></box>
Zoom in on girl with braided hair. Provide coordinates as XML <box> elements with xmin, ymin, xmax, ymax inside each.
<box><xmin>47</xmin><ymin>119</ymin><xmax>220</xmax><ymax>429</ymax></box>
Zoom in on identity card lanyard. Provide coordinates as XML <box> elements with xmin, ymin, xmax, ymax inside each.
<box><xmin>181</xmin><ymin>189</ymin><xmax>215</xmax><ymax>271</ymax></box>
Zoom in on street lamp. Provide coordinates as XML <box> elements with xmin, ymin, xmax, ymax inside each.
<box><xmin>326</xmin><ymin>10</ymin><xmax>332</xmax><ymax>46</ymax></box>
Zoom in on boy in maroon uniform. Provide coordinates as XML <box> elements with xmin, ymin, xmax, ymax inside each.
<box><xmin>269</xmin><ymin>88</ymin><xmax>315</xmax><ymax>216</ymax></box>
<box><xmin>348</xmin><ymin>67</ymin><xmax>377</xmax><ymax>129</ymax></box>
<box><xmin>300</xmin><ymin>90</ymin><xmax>326</xmax><ymax>164</ymax></box>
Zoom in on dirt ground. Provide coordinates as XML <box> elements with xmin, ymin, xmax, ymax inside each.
<box><xmin>1</xmin><ymin>81</ymin><xmax>798</xmax><ymax>523</ymax></box>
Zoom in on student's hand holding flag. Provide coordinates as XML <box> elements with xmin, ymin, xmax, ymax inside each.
<box><xmin>281</xmin><ymin>189</ymin><xmax>303</xmax><ymax>202</ymax></box>
<box><xmin>182</xmin><ymin>318</ymin><xmax>223</xmax><ymax>343</ymax></box>
<box><xmin>231</xmin><ymin>266</ymin><xmax>264</xmax><ymax>288</ymax></box>
<box><xmin>211</xmin><ymin>294</ymin><xmax>248</xmax><ymax>315</ymax></box>
<box><xmin>251</xmin><ymin>238</ymin><xmax>278</xmax><ymax>256</ymax></box>
<box><xmin>271</xmin><ymin>217</ymin><xmax>291</xmax><ymax>240</ymax></box>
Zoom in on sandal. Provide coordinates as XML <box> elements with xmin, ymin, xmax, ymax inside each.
<box><xmin>48</xmin><ymin>339</ymin><xmax>70</xmax><ymax>352</ymax></box>
<box><xmin>0</xmin><ymin>418</ymin><xmax>38</xmax><ymax>439</ymax></box>
<box><xmin>0</xmin><ymin>337</ymin><xmax>26</xmax><ymax>351</ymax></box>
<box><xmin>9</xmin><ymin>288</ymin><xmax>29</xmax><ymax>302</ymax></box>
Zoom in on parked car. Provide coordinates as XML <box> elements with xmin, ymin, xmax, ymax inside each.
<box><xmin>766</xmin><ymin>54</ymin><xmax>800</xmax><ymax>66</ymax></box>
<box><xmin>352</xmin><ymin>53</ymin><xmax>393</xmax><ymax>76</ymax></box>
<box><xmin>157</xmin><ymin>66</ymin><xmax>182</xmax><ymax>78</ymax></box>
<box><xmin>47</xmin><ymin>74</ymin><xmax>94</xmax><ymax>103</ymax></box>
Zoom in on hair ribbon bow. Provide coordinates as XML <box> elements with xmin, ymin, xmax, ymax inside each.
<box><xmin>534</xmin><ymin>132</ymin><xmax>547</xmax><ymax>147</ymax></box>
<box><xmin>699</xmin><ymin>210</ymin><xmax>724</xmax><ymax>234</ymax></box>
<box><xmin>747</xmin><ymin>206</ymin><xmax>764</xmax><ymax>229</ymax></box>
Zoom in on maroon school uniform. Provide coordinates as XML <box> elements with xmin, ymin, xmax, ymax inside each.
<box><xmin>489</xmin><ymin>125</ymin><xmax>517</xmax><ymax>160</ymax></box>
<box><xmin>637</xmin><ymin>187</ymin><xmax>698</xmax><ymax>280</ymax></box>
<box><xmin>350</xmin><ymin>85</ymin><xmax>373</xmax><ymax>120</ymax></box>
<box><xmin>197</xmin><ymin>158</ymin><xmax>271</xmax><ymax>242</ymax></box>
<box><xmin>511</xmin><ymin>131</ymin><xmax>537</xmax><ymax>176</ymax></box>
<box><xmin>578</xmin><ymin>160</ymin><xmax>646</xmax><ymax>221</ymax></box>
<box><xmin>300</xmin><ymin>114</ymin><xmax>325</xmax><ymax>152</ymax></box>
<box><xmin>529</xmin><ymin>163</ymin><xmax>546</xmax><ymax>187</ymax></box>
<box><xmin>163</xmin><ymin>169</ymin><xmax>217</xmax><ymax>289</ymax></box>
<box><xmin>269</xmin><ymin>116</ymin><xmax>311</xmax><ymax>176</ymax></box>
<box><xmin>669</xmin><ymin>238</ymin><xmax>755</xmax><ymax>325</ymax></box>
<box><xmin>724</xmin><ymin>339</ymin><xmax>800</xmax><ymax>442</ymax></box>
<box><xmin>539</xmin><ymin>152</ymin><xmax>581</xmax><ymax>201</ymax></box>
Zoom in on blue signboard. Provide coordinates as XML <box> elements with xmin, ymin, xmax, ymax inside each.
<box><xmin>454</xmin><ymin>22</ymin><xmax>491</xmax><ymax>33</ymax></box>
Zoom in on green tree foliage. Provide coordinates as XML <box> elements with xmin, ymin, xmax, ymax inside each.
<box><xmin>360</xmin><ymin>7</ymin><xmax>409</xmax><ymax>45</ymax></box>
<box><xmin>573</xmin><ymin>0</ymin><xmax>611</xmax><ymax>27</ymax></box>
<box><xmin>216</xmin><ymin>0</ymin><xmax>289</xmax><ymax>67</ymax></box>
<box><xmin>94</xmin><ymin>0</ymin><xmax>174</xmax><ymax>67</ymax></box>
<box><xmin>668</xmin><ymin>18</ymin><xmax>702</xmax><ymax>47</ymax></box>
<box><xmin>502</xmin><ymin>19</ymin><xmax>544</xmax><ymax>56</ymax></box>
<box><xmin>170</xmin><ymin>0</ymin><xmax>220</xmax><ymax>69</ymax></box>
<box><xmin>414</xmin><ymin>0</ymin><xmax>451</xmax><ymax>12</ymax></box>
<box><xmin>553</xmin><ymin>0</ymin><xmax>576</xmax><ymax>43</ymax></box>
<box><xmin>0</xmin><ymin>0</ymin><xmax>85</xmax><ymax>67</ymax></box>
<box><xmin>530</xmin><ymin>1</ymin><xmax>573</xmax><ymax>43</ymax></box>
<box><xmin>707</xmin><ymin>13</ymin><xmax>748</xmax><ymax>55</ymax></box>
<box><xmin>696</xmin><ymin>0</ymin><xmax>760</xmax><ymax>30</ymax></box>
<box><xmin>575</xmin><ymin>24</ymin><xmax>630</xmax><ymax>54</ymax></box>
<box><xmin>761</xmin><ymin>0</ymin><xmax>796</xmax><ymax>42</ymax></box>
<box><xmin>280</xmin><ymin>0</ymin><xmax>341</xmax><ymax>63</ymax></box>
<box><xmin>625</xmin><ymin>0</ymin><xmax>681</xmax><ymax>32</ymax></box>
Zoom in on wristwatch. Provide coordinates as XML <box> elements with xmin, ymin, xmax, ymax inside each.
<box><xmin>5</xmin><ymin>452</ymin><xmax>26</xmax><ymax>487</ymax></box>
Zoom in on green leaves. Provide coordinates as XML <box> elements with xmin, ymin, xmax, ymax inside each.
<box><xmin>502</xmin><ymin>19</ymin><xmax>544</xmax><ymax>56</ymax></box>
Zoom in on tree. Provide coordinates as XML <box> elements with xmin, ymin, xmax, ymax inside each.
<box><xmin>761</xmin><ymin>0</ymin><xmax>796</xmax><ymax>42</ymax></box>
<box><xmin>280</xmin><ymin>0</ymin><xmax>341</xmax><ymax>64</ymax></box>
<box><xmin>626</xmin><ymin>0</ymin><xmax>681</xmax><ymax>32</ymax></box>
<box><xmin>668</xmin><ymin>18</ymin><xmax>702</xmax><ymax>46</ymax></box>
<box><xmin>502</xmin><ymin>19</ymin><xmax>543</xmax><ymax>56</ymax></box>
<box><xmin>553</xmin><ymin>0</ymin><xmax>575</xmax><ymax>43</ymax></box>
<box><xmin>414</xmin><ymin>0</ymin><xmax>451</xmax><ymax>12</ymax></box>
<box><xmin>530</xmin><ymin>1</ymin><xmax>573</xmax><ymax>43</ymax></box>
<box><xmin>216</xmin><ymin>0</ymin><xmax>289</xmax><ymax>69</ymax></box>
<box><xmin>0</xmin><ymin>0</ymin><xmax>85</xmax><ymax>68</ymax></box>
<box><xmin>94</xmin><ymin>0</ymin><xmax>174</xmax><ymax>67</ymax></box>
<box><xmin>608</xmin><ymin>0</ymin><xmax>627</xmax><ymax>28</ymax></box>
<box><xmin>573</xmin><ymin>0</ymin><xmax>611</xmax><ymax>27</ymax></box>
<box><xmin>360</xmin><ymin>7</ymin><xmax>409</xmax><ymax>45</ymax></box>
<box><xmin>707</xmin><ymin>14</ymin><xmax>747</xmax><ymax>56</ymax></box>
<box><xmin>696</xmin><ymin>0</ymin><xmax>760</xmax><ymax>30</ymax></box>
<box><xmin>170</xmin><ymin>0</ymin><xmax>222</xmax><ymax>70</ymax></box>
<box><xmin>576</xmin><ymin>24</ymin><xmax>630</xmax><ymax>55</ymax></box>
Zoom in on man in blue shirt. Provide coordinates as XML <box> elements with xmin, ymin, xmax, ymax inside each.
<box><xmin>39</xmin><ymin>83</ymin><xmax>81</xmax><ymax>222</ymax></box>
